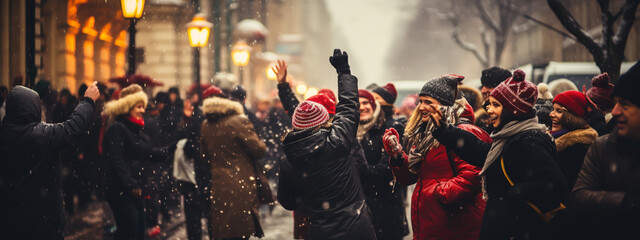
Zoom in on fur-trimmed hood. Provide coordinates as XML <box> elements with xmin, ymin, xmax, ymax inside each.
<box><xmin>202</xmin><ymin>97</ymin><xmax>244</xmax><ymax>117</ymax></box>
<box><xmin>103</xmin><ymin>91</ymin><xmax>148</xmax><ymax>117</ymax></box>
<box><xmin>555</xmin><ymin>127</ymin><xmax>598</xmax><ymax>152</ymax></box>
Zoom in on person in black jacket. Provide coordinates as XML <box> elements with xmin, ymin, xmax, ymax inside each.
<box><xmin>356</xmin><ymin>88</ymin><xmax>408</xmax><ymax>240</ymax></box>
<box><xmin>0</xmin><ymin>83</ymin><xmax>99</xmax><ymax>240</ymax></box>
<box><xmin>278</xmin><ymin>49</ymin><xmax>377</xmax><ymax>240</ymax></box>
<box><xmin>102</xmin><ymin>84</ymin><xmax>173</xmax><ymax>240</ymax></box>
<box><xmin>429</xmin><ymin>70</ymin><xmax>568</xmax><ymax>239</ymax></box>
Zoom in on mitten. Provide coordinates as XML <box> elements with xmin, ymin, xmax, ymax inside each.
<box><xmin>383</xmin><ymin>128</ymin><xmax>402</xmax><ymax>155</ymax></box>
<box><xmin>329</xmin><ymin>49</ymin><xmax>350</xmax><ymax>74</ymax></box>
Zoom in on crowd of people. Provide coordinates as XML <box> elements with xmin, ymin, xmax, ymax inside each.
<box><xmin>0</xmin><ymin>49</ymin><xmax>639</xmax><ymax>240</ymax></box>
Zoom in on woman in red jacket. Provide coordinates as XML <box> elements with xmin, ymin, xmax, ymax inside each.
<box><xmin>383</xmin><ymin>75</ymin><xmax>491</xmax><ymax>240</ymax></box>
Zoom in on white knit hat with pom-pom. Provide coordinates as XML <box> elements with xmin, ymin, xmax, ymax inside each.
<box><xmin>537</xmin><ymin>83</ymin><xmax>553</xmax><ymax>100</ymax></box>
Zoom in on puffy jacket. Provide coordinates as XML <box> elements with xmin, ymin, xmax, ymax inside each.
<box><xmin>392</xmin><ymin>124</ymin><xmax>490</xmax><ymax>240</ymax></box>
<box><xmin>278</xmin><ymin>73</ymin><xmax>377</xmax><ymax>240</ymax></box>
<box><xmin>432</xmin><ymin>123</ymin><xmax>568</xmax><ymax>239</ymax></box>
<box><xmin>0</xmin><ymin>86</ymin><xmax>95</xmax><ymax>239</ymax></box>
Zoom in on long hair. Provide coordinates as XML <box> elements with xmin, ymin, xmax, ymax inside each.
<box><xmin>559</xmin><ymin>110</ymin><xmax>588</xmax><ymax>131</ymax></box>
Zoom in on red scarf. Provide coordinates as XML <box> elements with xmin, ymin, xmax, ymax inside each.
<box><xmin>128</xmin><ymin>116</ymin><xmax>145</xmax><ymax>127</ymax></box>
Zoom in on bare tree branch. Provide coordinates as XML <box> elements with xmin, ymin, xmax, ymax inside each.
<box><xmin>452</xmin><ymin>28</ymin><xmax>489</xmax><ymax>68</ymax></box>
<box><xmin>547</xmin><ymin>0</ymin><xmax>601</xmax><ymax>54</ymax></box>
<box><xmin>613</xmin><ymin>0</ymin><xmax>640</xmax><ymax>51</ymax></box>
<box><xmin>476</xmin><ymin>1</ymin><xmax>501</xmax><ymax>33</ymax></box>
<box><xmin>597</xmin><ymin>0</ymin><xmax>614</xmax><ymax>20</ymax></box>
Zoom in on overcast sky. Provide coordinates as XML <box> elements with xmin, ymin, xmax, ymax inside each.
<box><xmin>325</xmin><ymin>0</ymin><xmax>417</xmax><ymax>86</ymax></box>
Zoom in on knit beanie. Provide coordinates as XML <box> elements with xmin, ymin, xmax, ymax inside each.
<box><xmin>359</xmin><ymin>89</ymin><xmax>377</xmax><ymax>111</ymax></box>
<box><xmin>203</xmin><ymin>85</ymin><xmax>223</xmax><ymax>99</ymax></box>
<box><xmin>419</xmin><ymin>74</ymin><xmax>464</xmax><ymax>106</ymax></box>
<box><xmin>481</xmin><ymin>66</ymin><xmax>512</xmax><ymax>88</ymax></box>
<box><xmin>292</xmin><ymin>100</ymin><xmax>329</xmax><ymax>130</ymax></box>
<box><xmin>537</xmin><ymin>83</ymin><xmax>553</xmax><ymax>100</ymax></box>
<box><xmin>553</xmin><ymin>90</ymin><xmax>588</xmax><ymax>117</ymax></box>
<box><xmin>612</xmin><ymin>60</ymin><xmax>640</xmax><ymax>107</ymax></box>
<box><xmin>490</xmin><ymin>69</ymin><xmax>537</xmax><ymax>117</ymax></box>
<box><xmin>372</xmin><ymin>83</ymin><xmax>398</xmax><ymax>105</ymax></box>
<box><xmin>586</xmin><ymin>73</ymin><xmax>614</xmax><ymax>111</ymax></box>
<box><xmin>307</xmin><ymin>93</ymin><xmax>336</xmax><ymax>115</ymax></box>
<box><xmin>318</xmin><ymin>88</ymin><xmax>336</xmax><ymax>103</ymax></box>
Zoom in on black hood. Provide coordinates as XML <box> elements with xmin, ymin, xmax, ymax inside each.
<box><xmin>2</xmin><ymin>86</ymin><xmax>41</xmax><ymax>124</ymax></box>
<box><xmin>282</xmin><ymin>128</ymin><xmax>328</xmax><ymax>166</ymax></box>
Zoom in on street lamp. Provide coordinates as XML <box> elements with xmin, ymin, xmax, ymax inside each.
<box><xmin>232</xmin><ymin>40</ymin><xmax>251</xmax><ymax>85</ymax></box>
<box><xmin>121</xmin><ymin>0</ymin><xmax>145</xmax><ymax>75</ymax></box>
<box><xmin>187</xmin><ymin>13</ymin><xmax>213</xmax><ymax>104</ymax></box>
<box><xmin>266</xmin><ymin>66</ymin><xmax>277</xmax><ymax>80</ymax></box>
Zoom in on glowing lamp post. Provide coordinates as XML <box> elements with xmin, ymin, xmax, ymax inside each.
<box><xmin>187</xmin><ymin>14</ymin><xmax>212</xmax><ymax>104</ymax></box>
<box><xmin>232</xmin><ymin>40</ymin><xmax>251</xmax><ymax>85</ymax></box>
<box><xmin>121</xmin><ymin>0</ymin><xmax>145</xmax><ymax>75</ymax></box>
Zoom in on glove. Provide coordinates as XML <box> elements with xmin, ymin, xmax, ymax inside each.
<box><xmin>383</xmin><ymin>128</ymin><xmax>402</xmax><ymax>156</ymax></box>
<box><xmin>329</xmin><ymin>49</ymin><xmax>350</xmax><ymax>74</ymax></box>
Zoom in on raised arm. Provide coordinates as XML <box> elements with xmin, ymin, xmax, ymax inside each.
<box><xmin>326</xmin><ymin>49</ymin><xmax>360</xmax><ymax>150</ymax></box>
<box><xmin>36</xmin><ymin>82</ymin><xmax>99</xmax><ymax>149</ymax></box>
<box><xmin>273</xmin><ymin>60</ymin><xmax>299</xmax><ymax>118</ymax></box>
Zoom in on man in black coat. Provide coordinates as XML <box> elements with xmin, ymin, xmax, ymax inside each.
<box><xmin>0</xmin><ymin>84</ymin><xmax>99</xmax><ymax>239</ymax></box>
<box><xmin>278</xmin><ymin>49</ymin><xmax>377</xmax><ymax>239</ymax></box>
<box><xmin>570</xmin><ymin>60</ymin><xmax>640</xmax><ymax>239</ymax></box>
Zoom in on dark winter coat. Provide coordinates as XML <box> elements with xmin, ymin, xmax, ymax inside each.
<box><xmin>569</xmin><ymin>131</ymin><xmax>640</xmax><ymax>239</ymax></box>
<box><xmin>432</xmin><ymin>123</ymin><xmax>568</xmax><ymax>239</ymax></box>
<box><xmin>103</xmin><ymin>115</ymin><xmax>171</xmax><ymax>199</ymax></box>
<box><xmin>200</xmin><ymin>97</ymin><xmax>267</xmax><ymax>239</ymax></box>
<box><xmin>278</xmin><ymin>82</ymin><xmax>300</xmax><ymax>118</ymax></box>
<box><xmin>392</xmin><ymin>124</ymin><xmax>490</xmax><ymax>240</ymax></box>
<box><xmin>0</xmin><ymin>86</ymin><xmax>95</xmax><ymax>240</ymax></box>
<box><xmin>278</xmin><ymin>73</ymin><xmax>377</xmax><ymax>240</ymax></box>
<box><xmin>553</xmin><ymin>127</ymin><xmax>598</xmax><ymax>190</ymax></box>
<box><xmin>358</xmin><ymin>108</ymin><xmax>409</xmax><ymax>240</ymax></box>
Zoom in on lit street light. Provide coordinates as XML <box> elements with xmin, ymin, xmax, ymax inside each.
<box><xmin>121</xmin><ymin>0</ymin><xmax>145</xmax><ymax>75</ymax></box>
<box><xmin>266</xmin><ymin>66</ymin><xmax>277</xmax><ymax>80</ymax></box>
<box><xmin>232</xmin><ymin>40</ymin><xmax>251</xmax><ymax>85</ymax></box>
<box><xmin>187</xmin><ymin>13</ymin><xmax>212</xmax><ymax>104</ymax></box>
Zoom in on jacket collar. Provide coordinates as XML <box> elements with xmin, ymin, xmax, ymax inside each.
<box><xmin>555</xmin><ymin>127</ymin><xmax>598</xmax><ymax>152</ymax></box>
<box><xmin>283</xmin><ymin>128</ymin><xmax>328</xmax><ymax>166</ymax></box>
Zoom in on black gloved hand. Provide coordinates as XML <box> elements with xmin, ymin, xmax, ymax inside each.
<box><xmin>329</xmin><ymin>49</ymin><xmax>350</xmax><ymax>74</ymax></box>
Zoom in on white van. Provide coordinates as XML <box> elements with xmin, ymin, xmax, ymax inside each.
<box><xmin>518</xmin><ymin>61</ymin><xmax>635</xmax><ymax>90</ymax></box>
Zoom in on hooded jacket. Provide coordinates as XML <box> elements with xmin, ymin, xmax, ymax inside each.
<box><xmin>278</xmin><ymin>73</ymin><xmax>377</xmax><ymax>240</ymax></box>
<box><xmin>200</xmin><ymin>97</ymin><xmax>267</xmax><ymax>239</ymax></box>
<box><xmin>0</xmin><ymin>86</ymin><xmax>95</xmax><ymax>239</ymax></box>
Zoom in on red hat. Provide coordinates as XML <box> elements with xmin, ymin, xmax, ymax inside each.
<box><xmin>490</xmin><ymin>69</ymin><xmax>538</xmax><ymax>117</ymax></box>
<box><xmin>307</xmin><ymin>93</ymin><xmax>336</xmax><ymax>115</ymax></box>
<box><xmin>358</xmin><ymin>89</ymin><xmax>377</xmax><ymax>111</ymax></box>
<box><xmin>586</xmin><ymin>73</ymin><xmax>614</xmax><ymax>111</ymax></box>
<box><xmin>318</xmin><ymin>89</ymin><xmax>336</xmax><ymax>103</ymax></box>
<box><xmin>372</xmin><ymin>83</ymin><xmax>398</xmax><ymax>104</ymax></box>
<box><xmin>202</xmin><ymin>85</ymin><xmax>223</xmax><ymax>99</ymax></box>
<box><xmin>553</xmin><ymin>90</ymin><xmax>588</xmax><ymax>117</ymax></box>
<box><xmin>292</xmin><ymin>101</ymin><xmax>329</xmax><ymax>130</ymax></box>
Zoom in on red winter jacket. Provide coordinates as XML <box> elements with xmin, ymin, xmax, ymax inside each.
<box><xmin>392</xmin><ymin>124</ymin><xmax>491</xmax><ymax>240</ymax></box>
